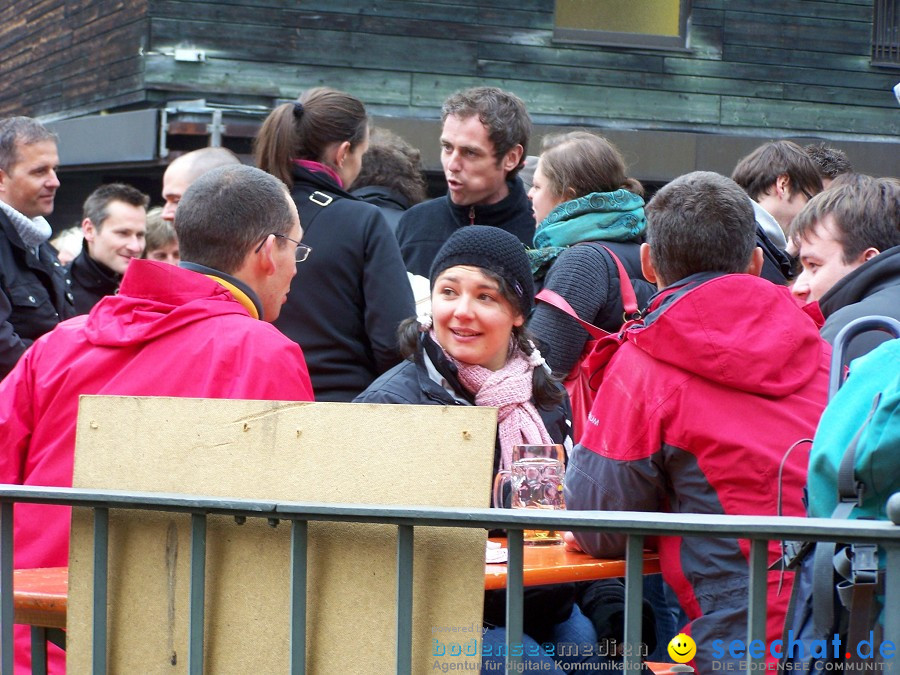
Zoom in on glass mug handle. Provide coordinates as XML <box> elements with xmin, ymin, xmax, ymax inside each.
<box><xmin>492</xmin><ymin>470</ymin><xmax>511</xmax><ymax>509</ymax></box>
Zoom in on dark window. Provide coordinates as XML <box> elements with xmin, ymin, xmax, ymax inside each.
<box><xmin>553</xmin><ymin>0</ymin><xmax>691</xmax><ymax>50</ymax></box>
<box><xmin>873</xmin><ymin>0</ymin><xmax>900</xmax><ymax>65</ymax></box>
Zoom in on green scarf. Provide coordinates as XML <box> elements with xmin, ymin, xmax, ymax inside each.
<box><xmin>527</xmin><ymin>189</ymin><xmax>646</xmax><ymax>278</ymax></box>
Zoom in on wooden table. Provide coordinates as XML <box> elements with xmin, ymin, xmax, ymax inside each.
<box><xmin>484</xmin><ymin>538</ymin><xmax>660</xmax><ymax>590</ymax></box>
<box><xmin>13</xmin><ymin>544</ymin><xmax>661</xmax><ymax>628</ymax></box>
<box><xmin>12</xmin><ymin>567</ymin><xmax>68</xmax><ymax>630</ymax></box>
<box><xmin>13</xmin><ymin>557</ymin><xmax>675</xmax><ymax>675</ymax></box>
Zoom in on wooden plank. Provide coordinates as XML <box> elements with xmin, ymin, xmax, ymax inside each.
<box><xmin>477</xmin><ymin>58</ymin><xmax>784</xmax><ymax>99</ymax></box>
<box><xmin>481</xmin><ymin>42</ymin><xmax>665</xmax><ymax>74</ymax></box>
<box><xmin>720</xmin><ymin>96</ymin><xmax>900</xmax><ymax>136</ymax></box>
<box><xmin>3</xmin><ymin>18</ymin><xmax>144</xmax><ymax>99</ymax></box>
<box><xmin>722</xmin><ymin>44</ymin><xmax>876</xmax><ymax>72</ymax></box>
<box><xmin>664</xmin><ymin>56</ymin><xmax>897</xmax><ymax>91</ymax></box>
<box><xmin>412</xmin><ymin>74</ymin><xmax>723</xmax><ymax>126</ymax></box>
<box><xmin>143</xmin><ymin>54</ymin><xmax>413</xmax><ymax>106</ymax></box>
<box><xmin>723</xmin><ymin>0</ymin><xmax>872</xmax><ymax>21</ymax></box>
<box><xmin>722</xmin><ymin>11</ymin><xmax>871</xmax><ymax>55</ymax></box>
<box><xmin>150</xmin><ymin>18</ymin><xmax>480</xmax><ymax>75</ymax></box>
<box><xmin>0</xmin><ymin>0</ymin><xmax>65</xmax><ymax>52</ymax></box>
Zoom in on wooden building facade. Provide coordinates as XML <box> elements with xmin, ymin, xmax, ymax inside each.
<box><xmin>1</xmin><ymin>0</ymin><xmax>898</xmax><ymax>223</ymax></box>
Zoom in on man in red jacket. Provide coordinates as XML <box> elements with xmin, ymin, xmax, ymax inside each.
<box><xmin>564</xmin><ymin>172</ymin><xmax>830</xmax><ymax>673</ymax></box>
<box><xmin>0</xmin><ymin>164</ymin><xmax>314</xmax><ymax>674</ymax></box>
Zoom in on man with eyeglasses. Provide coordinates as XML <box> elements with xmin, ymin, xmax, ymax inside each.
<box><xmin>0</xmin><ymin>164</ymin><xmax>314</xmax><ymax>674</ymax></box>
<box><xmin>732</xmin><ymin>140</ymin><xmax>823</xmax><ymax>285</ymax></box>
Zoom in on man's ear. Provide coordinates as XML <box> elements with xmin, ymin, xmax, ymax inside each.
<box><xmin>862</xmin><ymin>247</ymin><xmax>880</xmax><ymax>263</ymax></box>
<box><xmin>253</xmin><ymin>234</ymin><xmax>278</xmax><ymax>277</ymax></box>
<box><xmin>81</xmin><ymin>218</ymin><xmax>96</xmax><ymax>242</ymax></box>
<box><xmin>747</xmin><ymin>246</ymin><xmax>764</xmax><ymax>277</ymax></box>
<box><xmin>640</xmin><ymin>242</ymin><xmax>662</xmax><ymax>289</ymax></box>
<box><xmin>501</xmin><ymin>144</ymin><xmax>524</xmax><ymax>175</ymax></box>
<box><xmin>775</xmin><ymin>173</ymin><xmax>791</xmax><ymax>198</ymax></box>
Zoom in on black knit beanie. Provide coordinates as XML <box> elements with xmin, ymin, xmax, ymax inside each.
<box><xmin>429</xmin><ymin>225</ymin><xmax>534</xmax><ymax>317</ymax></box>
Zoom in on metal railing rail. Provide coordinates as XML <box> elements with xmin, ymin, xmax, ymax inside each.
<box><xmin>2</xmin><ymin>485</ymin><xmax>900</xmax><ymax>675</ymax></box>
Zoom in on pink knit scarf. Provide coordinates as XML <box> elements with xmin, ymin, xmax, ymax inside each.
<box><xmin>434</xmin><ymin>332</ymin><xmax>553</xmax><ymax>470</ymax></box>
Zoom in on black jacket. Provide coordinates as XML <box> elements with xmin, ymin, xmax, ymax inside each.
<box><xmin>350</xmin><ymin>185</ymin><xmax>409</xmax><ymax>235</ymax></box>
<box><xmin>273</xmin><ymin>165</ymin><xmax>415</xmax><ymax>402</ymax></box>
<box><xmin>67</xmin><ymin>243</ymin><xmax>121</xmax><ymax>315</ymax></box>
<box><xmin>0</xmin><ymin>209</ymin><xmax>75</xmax><ymax>379</ymax></box>
<box><xmin>355</xmin><ymin>334</ymin><xmax>576</xmax><ymax>642</ymax></box>
<box><xmin>819</xmin><ymin>245</ymin><xmax>900</xmax><ymax>362</ymax></box>
<box><xmin>396</xmin><ymin>178</ymin><xmax>536</xmax><ymax>277</ymax></box>
<box><xmin>757</xmin><ymin>225</ymin><xmax>797</xmax><ymax>285</ymax></box>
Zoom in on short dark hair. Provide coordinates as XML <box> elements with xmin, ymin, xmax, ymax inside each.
<box><xmin>82</xmin><ymin>183</ymin><xmax>149</xmax><ymax>230</ymax></box>
<box><xmin>0</xmin><ymin>116</ymin><xmax>57</xmax><ymax>173</ymax></box>
<box><xmin>731</xmin><ymin>140</ymin><xmax>823</xmax><ymax>202</ymax></box>
<box><xmin>804</xmin><ymin>143</ymin><xmax>853</xmax><ymax>181</ymax></box>
<box><xmin>789</xmin><ymin>175</ymin><xmax>900</xmax><ymax>263</ymax></box>
<box><xmin>539</xmin><ymin>130</ymin><xmax>644</xmax><ymax>199</ymax></box>
<box><xmin>442</xmin><ymin>87</ymin><xmax>531</xmax><ymax>180</ymax></box>
<box><xmin>255</xmin><ymin>87</ymin><xmax>368</xmax><ymax>189</ymax></box>
<box><xmin>645</xmin><ymin>171</ymin><xmax>757</xmax><ymax>286</ymax></box>
<box><xmin>348</xmin><ymin>127</ymin><xmax>427</xmax><ymax>206</ymax></box>
<box><xmin>176</xmin><ymin>165</ymin><xmax>296</xmax><ymax>274</ymax></box>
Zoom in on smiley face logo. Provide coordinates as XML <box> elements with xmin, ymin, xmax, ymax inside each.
<box><xmin>667</xmin><ymin>633</ymin><xmax>696</xmax><ymax>664</ymax></box>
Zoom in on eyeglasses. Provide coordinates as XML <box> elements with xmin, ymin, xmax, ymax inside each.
<box><xmin>254</xmin><ymin>233</ymin><xmax>312</xmax><ymax>263</ymax></box>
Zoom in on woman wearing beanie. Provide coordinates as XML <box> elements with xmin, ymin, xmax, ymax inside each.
<box><xmin>526</xmin><ymin>131</ymin><xmax>656</xmax><ymax>379</ymax></box>
<box><xmin>255</xmin><ymin>87</ymin><xmax>414</xmax><ymax>402</ymax></box>
<box><xmin>355</xmin><ymin>226</ymin><xmax>603</xmax><ymax>673</ymax></box>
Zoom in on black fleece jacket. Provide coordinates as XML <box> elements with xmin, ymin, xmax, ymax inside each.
<box><xmin>396</xmin><ymin>178</ymin><xmax>535</xmax><ymax>277</ymax></box>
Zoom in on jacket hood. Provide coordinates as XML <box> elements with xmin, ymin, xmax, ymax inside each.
<box><xmin>629</xmin><ymin>273</ymin><xmax>826</xmax><ymax>396</ymax></box>
<box><xmin>819</xmin><ymin>245</ymin><xmax>900</xmax><ymax>318</ymax></box>
<box><xmin>83</xmin><ymin>259</ymin><xmax>252</xmax><ymax>347</ymax></box>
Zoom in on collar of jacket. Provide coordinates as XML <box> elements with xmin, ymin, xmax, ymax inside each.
<box><xmin>0</xmin><ymin>199</ymin><xmax>52</xmax><ymax>250</ymax></box>
<box><xmin>69</xmin><ymin>243</ymin><xmax>121</xmax><ymax>291</ymax></box>
<box><xmin>445</xmin><ymin>177</ymin><xmax>530</xmax><ymax>226</ymax></box>
<box><xmin>291</xmin><ymin>163</ymin><xmax>358</xmax><ymax>201</ymax></box>
<box><xmin>819</xmin><ymin>245</ymin><xmax>900</xmax><ymax>319</ymax></box>
<box><xmin>414</xmin><ymin>333</ymin><xmax>475</xmax><ymax>405</ymax></box>
<box><xmin>350</xmin><ymin>185</ymin><xmax>411</xmax><ymax>211</ymax></box>
<box><xmin>178</xmin><ymin>261</ymin><xmax>264</xmax><ymax>320</ymax></box>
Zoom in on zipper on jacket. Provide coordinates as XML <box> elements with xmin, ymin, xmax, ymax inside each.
<box><xmin>468</xmin><ymin>206</ymin><xmax>475</xmax><ymax>225</ymax></box>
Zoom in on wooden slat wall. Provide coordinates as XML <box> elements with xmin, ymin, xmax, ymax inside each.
<box><xmin>0</xmin><ymin>0</ymin><xmax>148</xmax><ymax>118</ymax></box>
<box><xmin>2</xmin><ymin>0</ymin><xmax>898</xmax><ymax>139</ymax></box>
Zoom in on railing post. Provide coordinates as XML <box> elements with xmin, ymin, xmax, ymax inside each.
<box><xmin>396</xmin><ymin>525</ymin><xmax>414</xmax><ymax>675</ymax></box>
<box><xmin>624</xmin><ymin>534</ymin><xmax>644</xmax><ymax>671</ymax></box>
<box><xmin>92</xmin><ymin>507</ymin><xmax>109</xmax><ymax>675</ymax></box>
<box><xmin>506</xmin><ymin>528</ymin><xmax>524</xmax><ymax>672</ymax></box>
<box><xmin>188</xmin><ymin>513</ymin><xmax>207</xmax><ymax>675</ymax></box>
<box><xmin>290</xmin><ymin>519</ymin><xmax>308</xmax><ymax>675</ymax></box>
<box><xmin>884</xmin><ymin>542</ymin><xmax>900</xmax><ymax>654</ymax></box>
<box><xmin>1</xmin><ymin>501</ymin><xmax>13</xmax><ymax>675</ymax></box>
<box><xmin>747</xmin><ymin>539</ymin><xmax>768</xmax><ymax>669</ymax></box>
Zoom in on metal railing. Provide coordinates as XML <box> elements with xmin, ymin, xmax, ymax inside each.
<box><xmin>2</xmin><ymin>485</ymin><xmax>900</xmax><ymax>674</ymax></box>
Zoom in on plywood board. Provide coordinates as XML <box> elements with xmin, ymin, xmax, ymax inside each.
<box><xmin>67</xmin><ymin>396</ymin><xmax>497</xmax><ymax>674</ymax></box>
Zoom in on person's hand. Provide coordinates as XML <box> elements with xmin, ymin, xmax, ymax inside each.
<box><xmin>563</xmin><ymin>531</ymin><xmax>583</xmax><ymax>552</ymax></box>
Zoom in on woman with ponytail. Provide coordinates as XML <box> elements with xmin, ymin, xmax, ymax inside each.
<box><xmin>356</xmin><ymin>226</ymin><xmax>605</xmax><ymax>674</ymax></box>
<box><xmin>526</xmin><ymin>131</ymin><xmax>656</xmax><ymax>378</ymax></box>
<box><xmin>255</xmin><ymin>88</ymin><xmax>414</xmax><ymax>401</ymax></box>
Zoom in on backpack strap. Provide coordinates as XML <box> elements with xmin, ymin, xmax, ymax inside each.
<box><xmin>599</xmin><ymin>245</ymin><xmax>640</xmax><ymax>320</ymax></box>
<box><xmin>535</xmin><ymin>245</ymin><xmax>641</xmax><ymax>332</ymax></box>
<box><xmin>535</xmin><ymin>288</ymin><xmax>608</xmax><ymax>340</ymax></box>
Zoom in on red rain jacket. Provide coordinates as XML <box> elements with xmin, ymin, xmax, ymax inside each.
<box><xmin>0</xmin><ymin>260</ymin><xmax>313</xmax><ymax>673</ymax></box>
<box><xmin>565</xmin><ymin>273</ymin><xmax>830</xmax><ymax>673</ymax></box>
